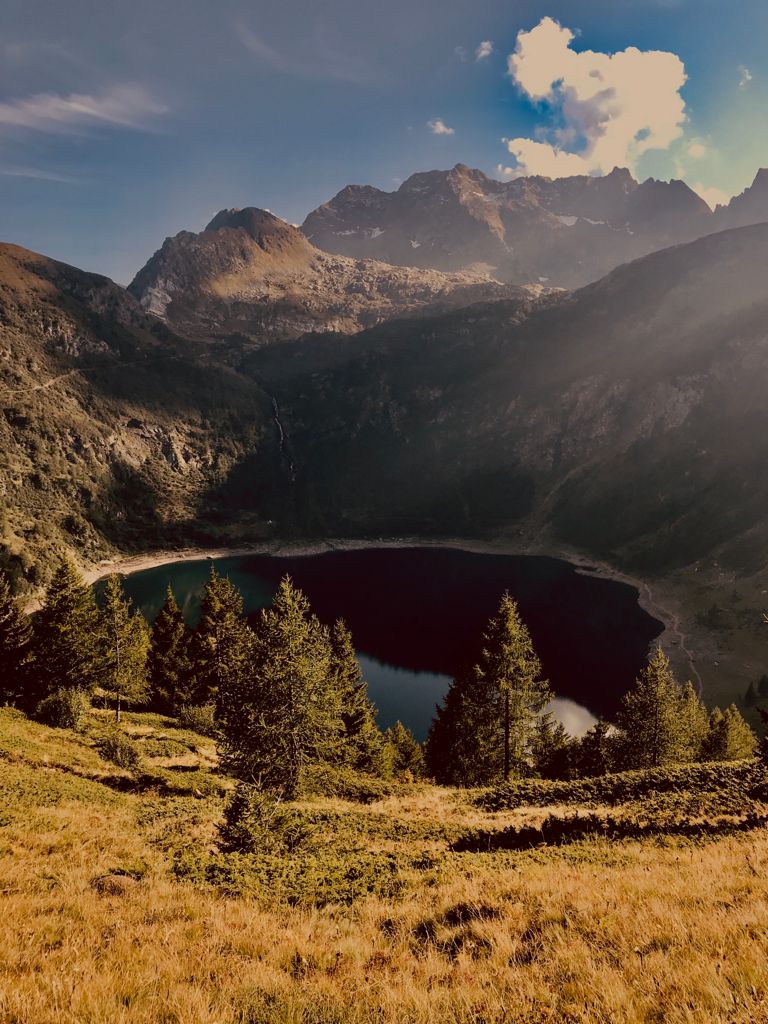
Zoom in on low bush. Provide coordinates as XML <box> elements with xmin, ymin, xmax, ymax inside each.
<box><xmin>97</xmin><ymin>729</ymin><xmax>142</xmax><ymax>770</ymax></box>
<box><xmin>477</xmin><ymin>760</ymin><xmax>768</xmax><ymax>811</ymax></box>
<box><xmin>175</xmin><ymin>846</ymin><xmax>407</xmax><ymax>906</ymax></box>
<box><xmin>452</xmin><ymin>809</ymin><xmax>768</xmax><ymax>853</ymax></box>
<box><xmin>296</xmin><ymin>763</ymin><xmax>393</xmax><ymax>804</ymax></box>
<box><xmin>177</xmin><ymin>704</ymin><xmax>217</xmax><ymax>738</ymax></box>
<box><xmin>34</xmin><ymin>688</ymin><xmax>90</xmax><ymax>730</ymax></box>
<box><xmin>219</xmin><ymin>783</ymin><xmax>314</xmax><ymax>854</ymax></box>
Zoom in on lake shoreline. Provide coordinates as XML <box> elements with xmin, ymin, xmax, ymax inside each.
<box><xmin>84</xmin><ymin>534</ymin><xmax>675</xmax><ymax>644</ymax></box>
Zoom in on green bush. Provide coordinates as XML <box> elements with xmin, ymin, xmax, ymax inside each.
<box><xmin>219</xmin><ymin>783</ymin><xmax>314</xmax><ymax>854</ymax></box>
<box><xmin>34</xmin><ymin>688</ymin><xmax>90</xmax><ymax>730</ymax></box>
<box><xmin>477</xmin><ymin>759</ymin><xmax>767</xmax><ymax>811</ymax></box>
<box><xmin>297</xmin><ymin>763</ymin><xmax>393</xmax><ymax>803</ymax></box>
<box><xmin>97</xmin><ymin>729</ymin><xmax>142</xmax><ymax>770</ymax></box>
<box><xmin>175</xmin><ymin>846</ymin><xmax>407</xmax><ymax>906</ymax></box>
<box><xmin>177</xmin><ymin>703</ymin><xmax>217</xmax><ymax>738</ymax></box>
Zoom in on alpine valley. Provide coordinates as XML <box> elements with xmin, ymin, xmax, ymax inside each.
<box><xmin>3</xmin><ymin>163</ymin><xmax>768</xmax><ymax>706</ymax></box>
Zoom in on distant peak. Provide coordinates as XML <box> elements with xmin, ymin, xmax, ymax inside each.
<box><xmin>750</xmin><ymin>168</ymin><xmax>768</xmax><ymax>190</ymax></box>
<box><xmin>205</xmin><ymin>207</ymin><xmax>288</xmax><ymax>237</ymax></box>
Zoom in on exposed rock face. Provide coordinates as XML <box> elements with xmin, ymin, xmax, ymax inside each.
<box><xmin>714</xmin><ymin>168</ymin><xmax>768</xmax><ymax>229</ymax></box>
<box><xmin>129</xmin><ymin>208</ymin><xmax>527</xmax><ymax>344</ymax></box>
<box><xmin>301</xmin><ymin>164</ymin><xmax>722</xmax><ymax>287</ymax></box>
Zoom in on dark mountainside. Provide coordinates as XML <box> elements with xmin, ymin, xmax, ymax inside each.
<box><xmin>0</xmin><ymin>243</ymin><xmax>288</xmax><ymax>582</ymax></box>
<box><xmin>128</xmin><ymin>208</ymin><xmax>523</xmax><ymax>344</ymax></box>
<box><xmin>302</xmin><ymin>164</ymin><xmax>768</xmax><ymax>288</ymax></box>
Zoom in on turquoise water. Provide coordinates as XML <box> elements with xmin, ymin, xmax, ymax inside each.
<box><xmin>115</xmin><ymin>547</ymin><xmax>663</xmax><ymax>740</ymax></box>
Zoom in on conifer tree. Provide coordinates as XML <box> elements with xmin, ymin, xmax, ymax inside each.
<box><xmin>703</xmin><ymin>705</ymin><xmax>758</xmax><ymax>761</ymax></box>
<box><xmin>530</xmin><ymin>713</ymin><xmax>572</xmax><ymax>779</ymax></box>
<box><xmin>31</xmin><ymin>561</ymin><xmax>102</xmax><ymax>707</ymax></box>
<box><xmin>676</xmin><ymin>681</ymin><xmax>709</xmax><ymax>761</ymax></box>
<box><xmin>573</xmin><ymin>720</ymin><xmax>614</xmax><ymax>777</ymax></box>
<box><xmin>0</xmin><ymin>571</ymin><xmax>32</xmax><ymax>708</ymax></box>
<box><xmin>100</xmin><ymin>575</ymin><xmax>150</xmax><ymax>722</ymax></box>
<box><xmin>329</xmin><ymin>619</ymin><xmax>385</xmax><ymax>774</ymax></box>
<box><xmin>193</xmin><ymin>567</ymin><xmax>253</xmax><ymax>705</ymax></box>
<box><xmin>427</xmin><ymin>594</ymin><xmax>550</xmax><ymax>784</ymax></box>
<box><xmin>217</xmin><ymin>576</ymin><xmax>340</xmax><ymax>797</ymax></box>
<box><xmin>148</xmin><ymin>586</ymin><xmax>195</xmax><ymax>712</ymax></box>
<box><xmin>384</xmin><ymin>720</ymin><xmax>425</xmax><ymax>778</ymax></box>
<box><xmin>616</xmin><ymin>648</ymin><xmax>687</xmax><ymax>768</ymax></box>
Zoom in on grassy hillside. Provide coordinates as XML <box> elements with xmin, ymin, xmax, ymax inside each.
<box><xmin>2</xmin><ymin>707</ymin><xmax>768</xmax><ymax>1023</ymax></box>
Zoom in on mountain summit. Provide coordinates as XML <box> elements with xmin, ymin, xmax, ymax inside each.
<box><xmin>128</xmin><ymin>207</ymin><xmax>519</xmax><ymax>344</ymax></box>
<box><xmin>301</xmin><ymin>164</ymin><xmax>752</xmax><ymax>288</ymax></box>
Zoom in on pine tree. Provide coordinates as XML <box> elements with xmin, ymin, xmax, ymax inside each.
<box><xmin>745</xmin><ymin>681</ymin><xmax>760</xmax><ymax>707</ymax></box>
<box><xmin>616</xmin><ymin>648</ymin><xmax>686</xmax><ymax>769</ymax></box>
<box><xmin>217</xmin><ymin>576</ymin><xmax>341</xmax><ymax>797</ymax></box>
<box><xmin>427</xmin><ymin>595</ymin><xmax>550</xmax><ymax>785</ymax></box>
<box><xmin>530</xmin><ymin>713</ymin><xmax>572</xmax><ymax>779</ymax></box>
<box><xmin>676</xmin><ymin>681</ymin><xmax>709</xmax><ymax>761</ymax></box>
<box><xmin>100</xmin><ymin>575</ymin><xmax>150</xmax><ymax>722</ymax></box>
<box><xmin>329</xmin><ymin>619</ymin><xmax>385</xmax><ymax>774</ymax></box>
<box><xmin>0</xmin><ymin>571</ymin><xmax>33</xmax><ymax>708</ymax></box>
<box><xmin>759</xmin><ymin>674</ymin><xmax>768</xmax><ymax>699</ymax></box>
<box><xmin>193</xmin><ymin>567</ymin><xmax>253</xmax><ymax>705</ymax></box>
<box><xmin>425</xmin><ymin>665</ymin><xmax>497</xmax><ymax>784</ymax></box>
<box><xmin>384</xmin><ymin>721</ymin><xmax>425</xmax><ymax>778</ymax></box>
<box><xmin>148</xmin><ymin>586</ymin><xmax>195</xmax><ymax>712</ymax></box>
<box><xmin>703</xmin><ymin>704</ymin><xmax>758</xmax><ymax>761</ymax></box>
<box><xmin>31</xmin><ymin>561</ymin><xmax>102</xmax><ymax>707</ymax></box>
<box><xmin>573</xmin><ymin>720</ymin><xmax>614</xmax><ymax>777</ymax></box>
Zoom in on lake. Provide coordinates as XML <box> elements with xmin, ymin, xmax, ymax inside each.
<box><xmin>115</xmin><ymin>547</ymin><xmax>664</xmax><ymax>740</ymax></box>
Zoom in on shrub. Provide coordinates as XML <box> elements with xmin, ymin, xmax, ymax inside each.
<box><xmin>476</xmin><ymin>759</ymin><xmax>767</xmax><ymax>811</ymax></box>
<box><xmin>97</xmin><ymin>729</ymin><xmax>142</xmax><ymax>770</ymax></box>
<box><xmin>34</xmin><ymin>688</ymin><xmax>90</xmax><ymax>730</ymax></box>
<box><xmin>177</xmin><ymin>703</ymin><xmax>217</xmax><ymax>738</ymax></box>
<box><xmin>219</xmin><ymin>783</ymin><xmax>314</xmax><ymax>854</ymax></box>
<box><xmin>296</xmin><ymin>763</ymin><xmax>393</xmax><ymax>804</ymax></box>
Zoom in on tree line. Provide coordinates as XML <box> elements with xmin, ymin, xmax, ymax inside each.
<box><xmin>0</xmin><ymin>564</ymin><xmax>759</xmax><ymax>793</ymax></box>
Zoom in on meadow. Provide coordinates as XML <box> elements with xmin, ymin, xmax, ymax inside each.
<box><xmin>2</xmin><ymin>707</ymin><xmax>768</xmax><ymax>1023</ymax></box>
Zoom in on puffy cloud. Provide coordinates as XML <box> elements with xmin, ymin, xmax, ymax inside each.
<box><xmin>739</xmin><ymin>65</ymin><xmax>753</xmax><ymax>90</ymax></box>
<box><xmin>504</xmin><ymin>16</ymin><xmax>687</xmax><ymax>178</ymax></box>
<box><xmin>687</xmin><ymin>139</ymin><xmax>707</xmax><ymax>159</ymax></box>
<box><xmin>0</xmin><ymin>84</ymin><xmax>167</xmax><ymax>133</ymax></box>
<box><xmin>428</xmin><ymin>118</ymin><xmax>455</xmax><ymax>136</ymax></box>
<box><xmin>475</xmin><ymin>40</ymin><xmax>494</xmax><ymax>61</ymax></box>
<box><xmin>691</xmin><ymin>183</ymin><xmax>732</xmax><ymax>210</ymax></box>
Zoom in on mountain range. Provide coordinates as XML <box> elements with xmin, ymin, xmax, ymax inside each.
<box><xmin>4</xmin><ymin>162</ymin><xmax>768</xmax><ymax>702</ymax></box>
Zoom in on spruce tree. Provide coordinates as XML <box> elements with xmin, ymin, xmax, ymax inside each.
<box><xmin>31</xmin><ymin>561</ymin><xmax>102</xmax><ymax>707</ymax></box>
<box><xmin>100</xmin><ymin>575</ymin><xmax>150</xmax><ymax>722</ymax></box>
<box><xmin>703</xmin><ymin>705</ymin><xmax>758</xmax><ymax>761</ymax></box>
<box><xmin>384</xmin><ymin>721</ymin><xmax>426</xmax><ymax>778</ymax></box>
<box><xmin>676</xmin><ymin>681</ymin><xmax>709</xmax><ymax>761</ymax></box>
<box><xmin>0</xmin><ymin>571</ymin><xmax>32</xmax><ymax>708</ymax></box>
<box><xmin>193</xmin><ymin>567</ymin><xmax>253</xmax><ymax>705</ymax></box>
<box><xmin>329</xmin><ymin>619</ymin><xmax>385</xmax><ymax>774</ymax></box>
<box><xmin>148</xmin><ymin>586</ymin><xmax>195</xmax><ymax>712</ymax></box>
<box><xmin>427</xmin><ymin>594</ymin><xmax>550</xmax><ymax>785</ymax></box>
<box><xmin>217</xmin><ymin>576</ymin><xmax>341</xmax><ymax>797</ymax></box>
<box><xmin>573</xmin><ymin>720</ymin><xmax>614</xmax><ymax>777</ymax></box>
<box><xmin>530</xmin><ymin>713</ymin><xmax>572</xmax><ymax>779</ymax></box>
<box><xmin>616</xmin><ymin>648</ymin><xmax>686</xmax><ymax>769</ymax></box>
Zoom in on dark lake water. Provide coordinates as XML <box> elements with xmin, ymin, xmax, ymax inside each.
<box><xmin>115</xmin><ymin>547</ymin><xmax>664</xmax><ymax>740</ymax></box>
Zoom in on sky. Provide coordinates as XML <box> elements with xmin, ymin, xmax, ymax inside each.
<box><xmin>1</xmin><ymin>0</ymin><xmax>767</xmax><ymax>283</ymax></box>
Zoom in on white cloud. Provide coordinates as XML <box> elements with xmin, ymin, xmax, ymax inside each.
<box><xmin>0</xmin><ymin>165</ymin><xmax>82</xmax><ymax>183</ymax></box>
<box><xmin>739</xmin><ymin>65</ymin><xmax>753</xmax><ymax>90</ymax></box>
<box><xmin>428</xmin><ymin>118</ymin><xmax>455</xmax><ymax>136</ymax></box>
<box><xmin>691</xmin><ymin>183</ymin><xmax>732</xmax><ymax>210</ymax></box>
<box><xmin>0</xmin><ymin>84</ymin><xmax>167</xmax><ymax>133</ymax></box>
<box><xmin>687</xmin><ymin>140</ymin><xmax>707</xmax><ymax>159</ymax></box>
<box><xmin>475</xmin><ymin>40</ymin><xmax>494</xmax><ymax>61</ymax></box>
<box><xmin>504</xmin><ymin>16</ymin><xmax>687</xmax><ymax>178</ymax></box>
<box><xmin>237</xmin><ymin>24</ymin><xmax>380</xmax><ymax>85</ymax></box>
<box><xmin>454</xmin><ymin>45</ymin><xmax>468</xmax><ymax>63</ymax></box>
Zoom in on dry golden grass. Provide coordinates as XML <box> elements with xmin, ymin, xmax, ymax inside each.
<box><xmin>2</xmin><ymin>708</ymin><xmax>768</xmax><ymax>1024</ymax></box>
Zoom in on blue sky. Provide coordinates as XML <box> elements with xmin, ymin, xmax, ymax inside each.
<box><xmin>1</xmin><ymin>0</ymin><xmax>766</xmax><ymax>283</ymax></box>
